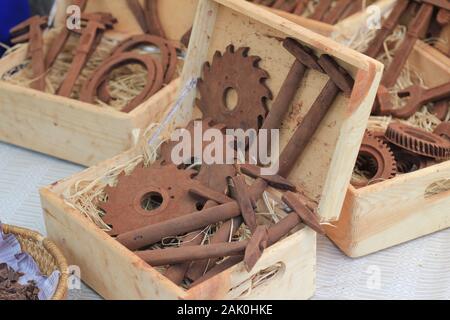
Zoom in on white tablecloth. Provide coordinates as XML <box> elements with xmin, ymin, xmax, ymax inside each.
<box><xmin>1</xmin><ymin>141</ymin><xmax>449</xmax><ymax>300</ymax></box>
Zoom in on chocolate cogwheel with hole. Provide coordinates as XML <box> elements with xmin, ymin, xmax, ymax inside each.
<box><xmin>159</xmin><ymin>118</ymin><xmax>237</xmax><ymax>193</ymax></box>
<box><xmin>351</xmin><ymin>131</ymin><xmax>397</xmax><ymax>188</ymax></box>
<box><xmin>196</xmin><ymin>45</ymin><xmax>272</xmax><ymax>131</ymax></box>
<box><xmin>385</xmin><ymin>122</ymin><xmax>450</xmax><ymax>160</ymax></box>
<box><xmin>99</xmin><ymin>162</ymin><xmax>202</xmax><ymax>236</ymax></box>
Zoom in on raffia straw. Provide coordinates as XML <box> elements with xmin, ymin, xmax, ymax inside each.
<box><xmin>1</xmin><ymin>28</ymin><xmax>178</xmax><ymax>112</ymax></box>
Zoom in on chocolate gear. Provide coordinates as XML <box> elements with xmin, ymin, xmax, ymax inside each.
<box><xmin>196</xmin><ymin>45</ymin><xmax>272</xmax><ymax>131</ymax></box>
<box><xmin>159</xmin><ymin>118</ymin><xmax>236</xmax><ymax>193</ymax></box>
<box><xmin>100</xmin><ymin>162</ymin><xmax>201</xmax><ymax>236</ymax></box>
<box><xmin>351</xmin><ymin>132</ymin><xmax>397</xmax><ymax>188</ymax></box>
<box><xmin>385</xmin><ymin>122</ymin><xmax>450</xmax><ymax>160</ymax></box>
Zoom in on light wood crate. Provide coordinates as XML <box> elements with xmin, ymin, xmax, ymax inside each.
<box><xmin>0</xmin><ymin>0</ymin><xmax>198</xmax><ymax>166</ymax></box>
<box><xmin>40</xmin><ymin>0</ymin><xmax>383</xmax><ymax>300</ymax></box>
<box><xmin>326</xmin><ymin>41</ymin><xmax>450</xmax><ymax>258</ymax></box>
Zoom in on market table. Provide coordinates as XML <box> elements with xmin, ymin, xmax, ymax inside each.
<box><xmin>1</xmin><ymin>141</ymin><xmax>449</xmax><ymax>300</ymax></box>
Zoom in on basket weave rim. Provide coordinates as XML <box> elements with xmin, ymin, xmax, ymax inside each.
<box><xmin>1</xmin><ymin>224</ymin><xmax>69</xmax><ymax>300</ymax></box>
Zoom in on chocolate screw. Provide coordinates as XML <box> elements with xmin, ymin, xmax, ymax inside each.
<box><xmin>392</xmin><ymin>81</ymin><xmax>450</xmax><ymax>119</ymax></box>
<box><xmin>45</xmin><ymin>0</ymin><xmax>88</xmax><ymax>69</ymax></box>
<box><xmin>10</xmin><ymin>16</ymin><xmax>48</xmax><ymax>91</ymax></box>
<box><xmin>364</xmin><ymin>0</ymin><xmax>410</xmax><ymax>59</ymax></box>
<box><xmin>376</xmin><ymin>2</ymin><xmax>434</xmax><ymax>115</ymax></box>
<box><xmin>277</xmin><ymin>54</ymin><xmax>354</xmax><ymax>178</ymax></box>
<box><xmin>57</xmin><ymin>13</ymin><xmax>116</xmax><ymax>97</ymax></box>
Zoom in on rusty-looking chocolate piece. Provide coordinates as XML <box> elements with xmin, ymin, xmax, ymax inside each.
<box><xmin>136</xmin><ymin>224</ymin><xmax>268</xmax><ymax>272</ymax></box>
<box><xmin>144</xmin><ymin>0</ymin><xmax>166</xmax><ymax>38</ymax></box>
<box><xmin>163</xmin><ymin>200</ymin><xmax>218</xmax><ymax>285</ymax></box>
<box><xmin>434</xmin><ymin>122</ymin><xmax>450</xmax><ymax>141</ymax></box>
<box><xmin>429</xmin><ymin>101</ymin><xmax>449</xmax><ymax>121</ymax></box>
<box><xmin>190</xmin><ymin>196</ymin><xmax>319</xmax><ymax>287</ymax></box>
<box><xmin>0</xmin><ymin>263</ymin><xmax>40</xmax><ymax>300</ymax></box>
<box><xmin>80</xmin><ymin>52</ymin><xmax>164</xmax><ymax>113</ymax></box>
<box><xmin>393</xmin><ymin>148</ymin><xmax>433</xmax><ymax>174</ymax></box>
<box><xmin>159</xmin><ymin>119</ymin><xmax>237</xmax><ymax>193</ymax></box>
<box><xmin>385</xmin><ymin>122</ymin><xmax>450</xmax><ymax>160</ymax></box>
<box><xmin>116</xmin><ymin>178</ymin><xmax>268</xmax><ymax>251</ymax></box>
<box><xmin>45</xmin><ymin>0</ymin><xmax>89</xmax><ymax>69</ymax></box>
<box><xmin>99</xmin><ymin>162</ymin><xmax>201</xmax><ymax>236</ymax></box>
<box><xmin>261</xmin><ymin>38</ymin><xmax>322</xmax><ymax>136</ymax></box>
<box><xmin>239</xmin><ymin>164</ymin><xmax>296</xmax><ymax>191</ymax></box>
<box><xmin>277</xmin><ymin>54</ymin><xmax>354</xmax><ymax>177</ymax></box>
<box><xmin>231</xmin><ymin>176</ymin><xmax>257</xmax><ymax>233</ymax></box>
<box><xmin>10</xmin><ymin>16</ymin><xmax>48</xmax><ymax>91</ymax></box>
<box><xmin>351</xmin><ymin>132</ymin><xmax>397</xmax><ymax>188</ymax></box>
<box><xmin>197</xmin><ymin>45</ymin><xmax>272</xmax><ymax>130</ymax></box>
<box><xmin>422</xmin><ymin>0</ymin><xmax>450</xmax><ymax>11</ymax></box>
<box><xmin>364</xmin><ymin>0</ymin><xmax>410</xmax><ymax>58</ymax></box>
<box><xmin>392</xmin><ymin>82</ymin><xmax>450</xmax><ymax>119</ymax></box>
<box><xmin>309</xmin><ymin>0</ymin><xmax>333</xmax><ymax>21</ymax></box>
<box><xmin>376</xmin><ymin>2</ymin><xmax>434</xmax><ymax>115</ymax></box>
<box><xmin>109</xmin><ymin>34</ymin><xmax>177</xmax><ymax>84</ymax></box>
<box><xmin>127</xmin><ymin>0</ymin><xmax>149</xmax><ymax>33</ymax></box>
<box><xmin>282</xmin><ymin>192</ymin><xmax>325</xmax><ymax>234</ymax></box>
<box><xmin>57</xmin><ymin>13</ymin><xmax>117</xmax><ymax>97</ymax></box>
<box><xmin>322</xmin><ymin>0</ymin><xmax>354</xmax><ymax>25</ymax></box>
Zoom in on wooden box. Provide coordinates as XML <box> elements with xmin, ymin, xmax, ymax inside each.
<box><xmin>40</xmin><ymin>0</ymin><xmax>383</xmax><ymax>300</ymax></box>
<box><xmin>0</xmin><ymin>0</ymin><xmax>197</xmax><ymax>166</ymax></box>
<box><xmin>326</xmin><ymin>42</ymin><xmax>450</xmax><ymax>258</ymax></box>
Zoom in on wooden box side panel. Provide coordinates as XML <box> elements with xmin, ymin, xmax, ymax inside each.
<box><xmin>204</xmin><ymin>1</ymin><xmax>382</xmax><ymax>221</ymax></box>
<box><xmin>0</xmin><ymin>81</ymin><xmax>135</xmax><ymax>166</ymax></box>
<box><xmin>186</xmin><ymin>228</ymin><xmax>316</xmax><ymax>300</ymax></box>
<box><xmin>41</xmin><ymin>189</ymin><xmax>187</xmax><ymax>300</ymax></box>
<box><xmin>267</xmin><ymin>7</ymin><xmax>335</xmax><ymax>36</ymax></box>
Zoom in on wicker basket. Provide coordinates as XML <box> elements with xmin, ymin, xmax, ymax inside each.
<box><xmin>1</xmin><ymin>224</ymin><xmax>68</xmax><ymax>300</ymax></box>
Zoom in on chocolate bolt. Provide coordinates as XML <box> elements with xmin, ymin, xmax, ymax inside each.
<box><xmin>10</xmin><ymin>16</ymin><xmax>48</xmax><ymax>91</ymax></box>
<box><xmin>277</xmin><ymin>54</ymin><xmax>354</xmax><ymax>178</ymax></box>
<box><xmin>364</xmin><ymin>0</ymin><xmax>410</xmax><ymax>58</ymax></box>
<box><xmin>231</xmin><ymin>176</ymin><xmax>257</xmax><ymax>233</ymax></box>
